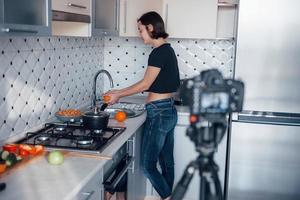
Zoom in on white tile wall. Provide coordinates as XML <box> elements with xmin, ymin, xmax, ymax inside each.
<box><xmin>0</xmin><ymin>37</ymin><xmax>104</xmax><ymax>141</ymax></box>
<box><xmin>103</xmin><ymin>37</ymin><xmax>235</xmax><ymax>92</ymax></box>
<box><xmin>0</xmin><ymin>35</ymin><xmax>235</xmax><ymax>142</ymax></box>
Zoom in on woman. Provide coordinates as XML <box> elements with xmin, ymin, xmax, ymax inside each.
<box><xmin>104</xmin><ymin>11</ymin><xmax>180</xmax><ymax>200</ymax></box>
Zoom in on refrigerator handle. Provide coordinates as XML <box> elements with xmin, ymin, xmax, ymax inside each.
<box><xmin>234</xmin><ymin>111</ymin><xmax>300</xmax><ymax>126</ymax></box>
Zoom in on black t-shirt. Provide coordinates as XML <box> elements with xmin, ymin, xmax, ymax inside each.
<box><xmin>147</xmin><ymin>43</ymin><xmax>180</xmax><ymax>93</ymax></box>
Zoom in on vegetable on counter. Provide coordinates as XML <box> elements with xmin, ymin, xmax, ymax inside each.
<box><xmin>0</xmin><ymin>161</ymin><xmax>6</xmax><ymax>173</ymax></box>
<box><xmin>5</xmin><ymin>153</ymin><xmax>17</xmax><ymax>167</ymax></box>
<box><xmin>48</xmin><ymin>150</ymin><xmax>64</xmax><ymax>165</ymax></box>
<box><xmin>2</xmin><ymin>144</ymin><xmax>18</xmax><ymax>153</ymax></box>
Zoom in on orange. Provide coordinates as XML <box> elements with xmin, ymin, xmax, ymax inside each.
<box><xmin>114</xmin><ymin>111</ymin><xmax>127</xmax><ymax>122</ymax></box>
<box><xmin>103</xmin><ymin>95</ymin><xmax>111</xmax><ymax>103</ymax></box>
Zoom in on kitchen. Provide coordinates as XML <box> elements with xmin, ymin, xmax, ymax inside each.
<box><xmin>0</xmin><ymin>0</ymin><xmax>300</xmax><ymax>200</ymax></box>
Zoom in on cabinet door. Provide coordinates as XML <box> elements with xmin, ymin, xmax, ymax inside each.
<box><xmin>127</xmin><ymin>127</ymin><xmax>147</xmax><ymax>200</ymax></box>
<box><xmin>52</xmin><ymin>0</ymin><xmax>91</xmax><ymax>16</ymax></box>
<box><xmin>163</xmin><ymin>0</ymin><xmax>218</xmax><ymax>39</ymax></box>
<box><xmin>76</xmin><ymin>171</ymin><xmax>103</xmax><ymax>200</ymax></box>
<box><xmin>92</xmin><ymin>0</ymin><xmax>119</xmax><ymax>36</ymax></box>
<box><xmin>0</xmin><ymin>0</ymin><xmax>51</xmax><ymax>36</ymax></box>
<box><xmin>119</xmin><ymin>0</ymin><xmax>163</xmax><ymax>37</ymax></box>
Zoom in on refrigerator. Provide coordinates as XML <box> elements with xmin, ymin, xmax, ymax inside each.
<box><xmin>226</xmin><ymin>0</ymin><xmax>300</xmax><ymax>200</ymax></box>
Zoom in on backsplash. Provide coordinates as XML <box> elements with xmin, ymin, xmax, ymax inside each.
<box><xmin>0</xmin><ymin>37</ymin><xmax>104</xmax><ymax>142</ymax></box>
<box><xmin>103</xmin><ymin>36</ymin><xmax>234</xmax><ymax>92</ymax></box>
<box><xmin>0</xmin><ymin>36</ymin><xmax>235</xmax><ymax>142</ymax></box>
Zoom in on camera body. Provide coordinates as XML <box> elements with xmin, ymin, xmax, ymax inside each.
<box><xmin>180</xmin><ymin>69</ymin><xmax>244</xmax><ymax>121</ymax></box>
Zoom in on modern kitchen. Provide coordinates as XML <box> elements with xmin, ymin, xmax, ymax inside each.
<box><xmin>0</xmin><ymin>0</ymin><xmax>300</xmax><ymax>200</ymax></box>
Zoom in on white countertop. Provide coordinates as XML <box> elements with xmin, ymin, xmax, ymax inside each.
<box><xmin>0</xmin><ymin>105</ymin><xmax>147</xmax><ymax>200</ymax></box>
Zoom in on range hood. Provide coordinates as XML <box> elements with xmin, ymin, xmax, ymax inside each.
<box><xmin>52</xmin><ymin>10</ymin><xmax>90</xmax><ymax>23</ymax></box>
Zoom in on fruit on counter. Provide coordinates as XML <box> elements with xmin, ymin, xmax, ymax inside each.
<box><xmin>114</xmin><ymin>111</ymin><xmax>127</xmax><ymax>122</ymax></box>
<box><xmin>2</xmin><ymin>144</ymin><xmax>18</xmax><ymax>153</ymax></box>
<box><xmin>47</xmin><ymin>150</ymin><xmax>64</xmax><ymax>165</ymax></box>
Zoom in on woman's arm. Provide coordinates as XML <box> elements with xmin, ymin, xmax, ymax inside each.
<box><xmin>104</xmin><ymin>66</ymin><xmax>160</xmax><ymax>104</ymax></box>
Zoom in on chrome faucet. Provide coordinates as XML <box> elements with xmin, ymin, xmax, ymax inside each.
<box><xmin>92</xmin><ymin>69</ymin><xmax>114</xmax><ymax>108</ymax></box>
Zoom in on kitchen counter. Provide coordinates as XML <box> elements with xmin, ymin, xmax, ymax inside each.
<box><xmin>0</xmin><ymin>100</ymin><xmax>147</xmax><ymax>200</ymax></box>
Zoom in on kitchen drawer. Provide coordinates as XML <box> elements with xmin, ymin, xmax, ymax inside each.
<box><xmin>76</xmin><ymin>171</ymin><xmax>102</xmax><ymax>200</ymax></box>
<box><xmin>53</xmin><ymin>0</ymin><xmax>91</xmax><ymax>16</ymax></box>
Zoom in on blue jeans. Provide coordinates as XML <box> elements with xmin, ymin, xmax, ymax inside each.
<box><xmin>141</xmin><ymin>98</ymin><xmax>178</xmax><ymax>199</ymax></box>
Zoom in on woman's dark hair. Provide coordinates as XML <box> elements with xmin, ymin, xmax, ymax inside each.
<box><xmin>138</xmin><ymin>11</ymin><xmax>169</xmax><ymax>39</ymax></box>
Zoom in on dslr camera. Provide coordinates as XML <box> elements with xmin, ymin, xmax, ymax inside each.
<box><xmin>180</xmin><ymin>69</ymin><xmax>244</xmax><ymax>121</ymax></box>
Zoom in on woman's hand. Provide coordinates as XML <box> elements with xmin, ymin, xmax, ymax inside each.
<box><xmin>103</xmin><ymin>90</ymin><xmax>122</xmax><ymax>104</ymax></box>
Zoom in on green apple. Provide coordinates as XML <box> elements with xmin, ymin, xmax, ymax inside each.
<box><xmin>48</xmin><ymin>150</ymin><xmax>64</xmax><ymax>165</ymax></box>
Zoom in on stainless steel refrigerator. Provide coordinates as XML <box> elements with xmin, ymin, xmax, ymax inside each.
<box><xmin>226</xmin><ymin>0</ymin><xmax>300</xmax><ymax>200</ymax></box>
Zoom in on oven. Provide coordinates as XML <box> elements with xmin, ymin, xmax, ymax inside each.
<box><xmin>102</xmin><ymin>136</ymin><xmax>135</xmax><ymax>200</ymax></box>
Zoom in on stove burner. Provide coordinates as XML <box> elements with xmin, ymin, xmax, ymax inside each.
<box><xmin>55</xmin><ymin>126</ymin><xmax>66</xmax><ymax>131</ymax></box>
<box><xmin>93</xmin><ymin>129</ymin><xmax>103</xmax><ymax>134</ymax></box>
<box><xmin>77</xmin><ymin>138</ymin><xmax>94</xmax><ymax>145</ymax></box>
<box><xmin>36</xmin><ymin>135</ymin><xmax>50</xmax><ymax>142</ymax></box>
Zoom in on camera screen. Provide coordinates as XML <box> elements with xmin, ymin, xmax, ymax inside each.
<box><xmin>201</xmin><ymin>92</ymin><xmax>229</xmax><ymax>113</ymax></box>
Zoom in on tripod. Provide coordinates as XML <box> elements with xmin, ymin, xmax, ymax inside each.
<box><xmin>171</xmin><ymin>120</ymin><xmax>226</xmax><ymax>200</ymax></box>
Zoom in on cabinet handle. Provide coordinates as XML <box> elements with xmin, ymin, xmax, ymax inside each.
<box><xmin>124</xmin><ymin>0</ymin><xmax>128</xmax><ymax>33</ymax></box>
<box><xmin>66</xmin><ymin>3</ymin><xmax>87</xmax><ymax>9</ymax></box>
<box><xmin>1</xmin><ymin>28</ymin><xmax>38</xmax><ymax>34</ymax></box>
<box><xmin>165</xmin><ymin>3</ymin><xmax>169</xmax><ymax>30</ymax></box>
<box><xmin>82</xmin><ymin>190</ymin><xmax>95</xmax><ymax>200</ymax></box>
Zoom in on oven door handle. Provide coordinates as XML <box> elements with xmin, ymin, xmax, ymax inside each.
<box><xmin>103</xmin><ymin>156</ymin><xmax>133</xmax><ymax>190</ymax></box>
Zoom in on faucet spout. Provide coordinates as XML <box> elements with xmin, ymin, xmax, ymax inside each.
<box><xmin>92</xmin><ymin>69</ymin><xmax>114</xmax><ymax>108</ymax></box>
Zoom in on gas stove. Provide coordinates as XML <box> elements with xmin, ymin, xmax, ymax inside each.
<box><xmin>16</xmin><ymin>122</ymin><xmax>126</xmax><ymax>154</ymax></box>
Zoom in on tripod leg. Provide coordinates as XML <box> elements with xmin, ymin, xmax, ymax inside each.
<box><xmin>199</xmin><ymin>160</ymin><xmax>223</xmax><ymax>200</ymax></box>
<box><xmin>171</xmin><ymin>162</ymin><xmax>197</xmax><ymax>200</ymax></box>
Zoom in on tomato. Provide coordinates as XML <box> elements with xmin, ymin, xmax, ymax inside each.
<box><xmin>19</xmin><ymin>149</ymin><xmax>29</xmax><ymax>157</ymax></box>
<box><xmin>2</xmin><ymin>144</ymin><xmax>19</xmax><ymax>153</ymax></box>
<box><xmin>34</xmin><ymin>145</ymin><xmax>44</xmax><ymax>154</ymax></box>
<box><xmin>19</xmin><ymin>144</ymin><xmax>35</xmax><ymax>155</ymax></box>
<box><xmin>114</xmin><ymin>111</ymin><xmax>127</xmax><ymax>122</ymax></box>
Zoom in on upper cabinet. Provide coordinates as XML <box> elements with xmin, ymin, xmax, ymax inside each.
<box><xmin>119</xmin><ymin>0</ymin><xmax>163</xmax><ymax>37</ymax></box>
<box><xmin>162</xmin><ymin>0</ymin><xmax>218</xmax><ymax>39</ymax></box>
<box><xmin>92</xmin><ymin>0</ymin><xmax>119</xmax><ymax>36</ymax></box>
<box><xmin>216</xmin><ymin>0</ymin><xmax>238</xmax><ymax>38</ymax></box>
<box><xmin>0</xmin><ymin>0</ymin><xmax>237</xmax><ymax>38</ymax></box>
<box><xmin>0</xmin><ymin>0</ymin><xmax>51</xmax><ymax>36</ymax></box>
<box><xmin>52</xmin><ymin>0</ymin><xmax>92</xmax><ymax>37</ymax></box>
